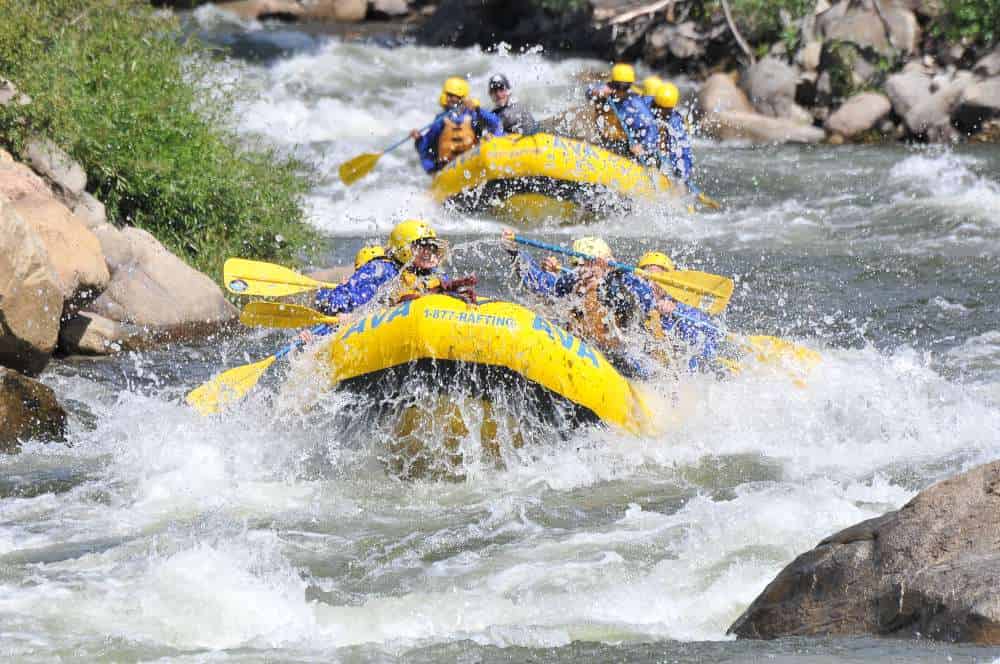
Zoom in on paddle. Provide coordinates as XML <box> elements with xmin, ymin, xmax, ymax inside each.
<box><xmin>185</xmin><ymin>323</ymin><xmax>333</xmax><ymax>416</ymax></box>
<box><xmin>512</xmin><ymin>235</ymin><xmax>733</xmax><ymax>316</ymax></box>
<box><xmin>339</xmin><ymin>114</ymin><xmax>442</xmax><ymax>186</ymax></box>
<box><xmin>224</xmin><ymin>258</ymin><xmax>338</xmax><ymax>298</ymax></box>
<box><xmin>240</xmin><ymin>302</ymin><xmax>340</xmax><ymax>329</ymax></box>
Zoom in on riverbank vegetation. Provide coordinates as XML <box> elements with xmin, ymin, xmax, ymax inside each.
<box><xmin>0</xmin><ymin>0</ymin><xmax>319</xmax><ymax>280</ymax></box>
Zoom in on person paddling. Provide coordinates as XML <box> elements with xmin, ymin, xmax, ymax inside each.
<box><xmin>411</xmin><ymin>77</ymin><xmax>504</xmax><ymax>174</ymax></box>
<box><xmin>585</xmin><ymin>64</ymin><xmax>659</xmax><ymax>167</ymax></box>
<box><xmin>650</xmin><ymin>82</ymin><xmax>697</xmax><ymax>193</ymax></box>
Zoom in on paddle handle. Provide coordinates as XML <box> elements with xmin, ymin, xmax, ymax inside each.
<box><xmin>511</xmin><ymin>235</ymin><xmax>724</xmax><ymax>336</ymax></box>
<box><xmin>383</xmin><ymin>111</ymin><xmax>448</xmax><ymax>154</ymax></box>
<box><xmin>274</xmin><ymin>323</ymin><xmax>333</xmax><ymax>360</ymax></box>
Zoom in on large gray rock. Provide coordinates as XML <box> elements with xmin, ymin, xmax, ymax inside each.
<box><xmin>0</xmin><ymin>367</ymin><xmax>66</xmax><ymax>454</ymax></box>
<box><xmin>301</xmin><ymin>0</ymin><xmax>367</xmax><ymax>21</ymax></box>
<box><xmin>0</xmin><ymin>201</ymin><xmax>62</xmax><ymax>376</ymax></box>
<box><xmin>24</xmin><ymin>137</ymin><xmax>86</xmax><ymax>201</ymax></box>
<box><xmin>698</xmin><ymin>73</ymin><xmax>755</xmax><ymax>116</ymax></box>
<box><xmin>702</xmin><ymin>110</ymin><xmax>827</xmax><ymax>144</ymax></box>
<box><xmin>58</xmin><ymin>312</ymin><xmax>128</xmax><ymax>356</ymax></box>
<box><xmin>895</xmin><ymin>0</ymin><xmax>941</xmax><ymax>17</ymax></box>
<box><xmin>974</xmin><ymin>47</ymin><xmax>1000</xmax><ymax>77</ymax></box>
<box><xmin>371</xmin><ymin>0</ymin><xmax>409</xmax><ymax>17</ymax></box>
<box><xmin>216</xmin><ymin>0</ymin><xmax>305</xmax><ymax>20</ymax></box>
<box><xmin>645</xmin><ymin>22</ymin><xmax>706</xmax><ymax>62</ymax></box>
<box><xmin>0</xmin><ymin>149</ymin><xmax>51</xmax><ymax>202</ymax></box>
<box><xmin>952</xmin><ymin>79</ymin><xmax>1000</xmax><ymax>135</ymax></box>
<box><xmin>71</xmin><ymin>192</ymin><xmax>107</xmax><ymax>229</ymax></box>
<box><xmin>742</xmin><ymin>57</ymin><xmax>810</xmax><ymax>123</ymax></box>
<box><xmin>86</xmin><ymin>226</ymin><xmax>237</xmax><ymax>331</ymax></box>
<box><xmin>729</xmin><ymin>460</ymin><xmax>1000</xmax><ymax>644</ymax></box>
<box><xmin>816</xmin><ymin>1</ymin><xmax>920</xmax><ymax>55</ymax></box>
<box><xmin>885</xmin><ymin>68</ymin><xmax>933</xmax><ymax>118</ymax></box>
<box><xmin>905</xmin><ymin>71</ymin><xmax>975</xmax><ymax>140</ymax></box>
<box><xmin>825</xmin><ymin>92</ymin><xmax>892</xmax><ymax>137</ymax></box>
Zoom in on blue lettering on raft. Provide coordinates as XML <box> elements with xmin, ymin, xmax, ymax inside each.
<box><xmin>531</xmin><ymin>315</ymin><xmax>601</xmax><ymax>368</ymax></box>
<box><xmin>340</xmin><ymin>317</ymin><xmax>365</xmax><ymax>341</ymax></box>
<box><xmin>533</xmin><ymin>315</ymin><xmax>554</xmax><ymax>341</ymax></box>
<box><xmin>577</xmin><ymin>342</ymin><xmax>600</xmax><ymax>368</ymax></box>
<box><xmin>342</xmin><ymin>300</ymin><xmax>411</xmax><ymax>340</ymax></box>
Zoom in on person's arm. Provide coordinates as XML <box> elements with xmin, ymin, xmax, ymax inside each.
<box><xmin>314</xmin><ymin>260</ymin><xmax>399</xmax><ymax>314</ymax></box>
<box><xmin>622</xmin><ymin>273</ymin><xmax>657</xmax><ymax>313</ymax></box>
<box><xmin>668</xmin><ymin>113</ymin><xmax>693</xmax><ymax>181</ymax></box>
<box><xmin>476</xmin><ymin>107</ymin><xmax>505</xmax><ymax>136</ymax></box>
<box><xmin>415</xmin><ymin>119</ymin><xmax>444</xmax><ymax>173</ymax></box>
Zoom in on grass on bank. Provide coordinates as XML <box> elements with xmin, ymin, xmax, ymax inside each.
<box><xmin>0</xmin><ymin>0</ymin><xmax>320</xmax><ymax>281</ymax></box>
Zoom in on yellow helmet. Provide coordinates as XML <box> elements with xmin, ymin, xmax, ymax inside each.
<box><xmin>442</xmin><ymin>76</ymin><xmax>470</xmax><ymax>99</ymax></box>
<box><xmin>642</xmin><ymin>75</ymin><xmax>665</xmax><ymax>97</ymax></box>
<box><xmin>388</xmin><ymin>219</ymin><xmax>439</xmax><ymax>265</ymax></box>
<box><xmin>654</xmin><ymin>82</ymin><xmax>680</xmax><ymax>109</ymax></box>
<box><xmin>438</xmin><ymin>92</ymin><xmax>448</xmax><ymax>108</ymax></box>
<box><xmin>609</xmin><ymin>63</ymin><xmax>636</xmax><ymax>85</ymax></box>
<box><xmin>638</xmin><ymin>251</ymin><xmax>675</xmax><ymax>272</ymax></box>
<box><xmin>354</xmin><ymin>244</ymin><xmax>387</xmax><ymax>270</ymax></box>
<box><xmin>570</xmin><ymin>236</ymin><xmax>613</xmax><ymax>265</ymax></box>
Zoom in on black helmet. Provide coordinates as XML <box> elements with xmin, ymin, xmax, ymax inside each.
<box><xmin>488</xmin><ymin>73</ymin><xmax>511</xmax><ymax>91</ymax></box>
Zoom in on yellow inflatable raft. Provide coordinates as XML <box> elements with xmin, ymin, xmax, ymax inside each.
<box><xmin>324</xmin><ymin>294</ymin><xmax>658</xmax><ymax>436</ymax></box>
<box><xmin>429</xmin><ymin>133</ymin><xmax>675</xmax><ymax>225</ymax></box>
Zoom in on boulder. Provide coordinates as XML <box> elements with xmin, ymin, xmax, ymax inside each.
<box><xmin>645</xmin><ymin>21</ymin><xmax>706</xmax><ymax>63</ymax></box>
<box><xmin>0</xmin><ymin>149</ymin><xmax>51</xmax><ymax>203</ymax></box>
<box><xmin>698</xmin><ymin>73</ymin><xmax>755</xmax><ymax>116</ymax></box>
<box><xmin>58</xmin><ymin>312</ymin><xmax>127</xmax><ymax>356</ymax></box>
<box><xmin>0</xmin><ymin>368</ymin><xmax>66</xmax><ymax>453</ymax></box>
<box><xmin>371</xmin><ymin>0</ymin><xmax>409</xmax><ymax>17</ymax></box>
<box><xmin>301</xmin><ymin>0</ymin><xmax>368</xmax><ymax>21</ymax></box>
<box><xmin>71</xmin><ymin>192</ymin><xmax>107</xmax><ymax>229</ymax></box>
<box><xmin>895</xmin><ymin>0</ymin><xmax>941</xmax><ymax>17</ymax></box>
<box><xmin>729</xmin><ymin>460</ymin><xmax>1000</xmax><ymax>644</ymax></box>
<box><xmin>742</xmin><ymin>57</ymin><xmax>806</xmax><ymax>121</ymax></box>
<box><xmin>974</xmin><ymin>47</ymin><xmax>1000</xmax><ymax>78</ymax></box>
<box><xmin>824</xmin><ymin>92</ymin><xmax>892</xmax><ymax>138</ymax></box>
<box><xmin>0</xmin><ymin>201</ymin><xmax>62</xmax><ymax>376</ymax></box>
<box><xmin>86</xmin><ymin>226</ymin><xmax>237</xmax><ymax>331</ymax></box>
<box><xmin>818</xmin><ymin>40</ymin><xmax>879</xmax><ymax>101</ymax></box>
<box><xmin>0</xmin><ymin>78</ymin><xmax>31</xmax><ymax>107</ymax></box>
<box><xmin>952</xmin><ymin>79</ymin><xmax>1000</xmax><ymax>135</ymax></box>
<box><xmin>905</xmin><ymin>71</ymin><xmax>975</xmax><ymax>140</ymax></box>
<box><xmin>884</xmin><ymin>68</ymin><xmax>933</xmax><ymax>118</ymax></box>
<box><xmin>216</xmin><ymin>0</ymin><xmax>305</xmax><ymax>20</ymax></box>
<box><xmin>816</xmin><ymin>1</ymin><xmax>920</xmax><ymax>56</ymax></box>
<box><xmin>702</xmin><ymin>110</ymin><xmax>827</xmax><ymax>144</ymax></box>
<box><xmin>797</xmin><ymin>41</ymin><xmax>823</xmax><ymax>72</ymax></box>
<box><xmin>9</xmin><ymin>197</ymin><xmax>109</xmax><ymax>304</ymax></box>
<box><xmin>24</xmin><ymin>137</ymin><xmax>86</xmax><ymax>201</ymax></box>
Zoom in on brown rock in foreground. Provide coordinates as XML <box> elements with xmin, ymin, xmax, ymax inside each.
<box><xmin>0</xmin><ymin>367</ymin><xmax>66</xmax><ymax>453</ymax></box>
<box><xmin>729</xmin><ymin>460</ymin><xmax>1000</xmax><ymax>644</ymax></box>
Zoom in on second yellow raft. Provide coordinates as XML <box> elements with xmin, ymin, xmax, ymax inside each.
<box><xmin>429</xmin><ymin>133</ymin><xmax>675</xmax><ymax>225</ymax></box>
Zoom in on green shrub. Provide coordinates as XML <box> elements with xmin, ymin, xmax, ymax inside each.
<box><xmin>0</xmin><ymin>0</ymin><xmax>319</xmax><ymax>281</ymax></box>
<box><xmin>933</xmin><ymin>0</ymin><xmax>1000</xmax><ymax>46</ymax></box>
<box><xmin>708</xmin><ymin>0</ymin><xmax>815</xmax><ymax>46</ymax></box>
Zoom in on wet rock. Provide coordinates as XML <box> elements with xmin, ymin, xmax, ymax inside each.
<box><xmin>698</xmin><ymin>73</ymin><xmax>754</xmax><ymax>115</ymax></box>
<box><xmin>702</xmin><ymin>110</ymin><xmax>826</xmax><ymax>144</ymax></box>
<box><xmin>974</xmin><ymin>47</ymin><xmax>1000</xmax><ymax>78</ymax></box>
<box><xmin>816</xmin><ymin>1</ymin><xmax>920</xmax><ymax>56</ymax></box>
<box><xmin>371</xmin><ymin>0</ymin><xmax>409</xmax><ymax>17</ymax></box>
<box><xmin>797</xmin><ymin>41</ymin><xmax>823</xmax><ymax>72</ymax></box>
<box><xmin>952</xmin><ymin>79</ymin><xmax>1000</xmax><ymax>135</ymax></box>
<box><xmin>729</xmin><ymin>460</ymin><xmax>1000</xmax><ymax>644</ymax></box>
<box><xmin>0</xmin><ymin>368</ymin><xmax>67</xmax><ymax>453</ymax></box>
<box><xmin>885</xmin><ymin>67</ymin><xmax>933</xmax><ymax>118</ymax></box>
<box><xmin>216</xmin><ymin>0</ymin><xmax>305</xmax><ymax>20</ymax></box>
<box><xmin>24</xmin><ymin>137</ymin><xmax>86</xmax><ymax>201</ymax></box>
<box><xmin>824</xmin><ymin>91</ymin><xmax>892</xmax><ymax>138</ymax></box>
<box><xmin>9</xmin><ymin>197</ymin><xmax>109</xmax><ymax>305</ymax></box>
<box><xmin>0</xmin><ymin>201</ymin><xmax>62</xmax><ymax>376</ymax></box>
<box><xmin>86</xmin><ymin>226</ymin><xmax>237</xmax><ymax>331</ymax></box>
<box><xmin>58</xmin><ymin>312</ymin><xmax>127</xmax><ymax>356</ymax></box>
<box><xmin>742</xmin><ymin>57</ymin><xmax>808</xmax><ymax>121</ymax></box>
<box><xmin>301</xmin><ymin>0</ymin><xmax>368</xmax><ymax>21</ymax></box>
<box><xmin>905</xmin><ymin>71</ymin><xmax>975</xmax><ymax>140</ymax></box>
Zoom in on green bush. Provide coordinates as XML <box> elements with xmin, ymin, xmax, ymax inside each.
<box><xmin>933</xmin><ymin>0</ymin><xmax>1000</xmax><ymax>46</ymax></box>
<box><xmin>0</xmin><ymin>0</ymin><xmax>319</xmax><ymax>281</ymax></box>
<box><xmin>709</xmin><ymin>0</ymin><xmax>815</xmax><ymax>46</ymax></box>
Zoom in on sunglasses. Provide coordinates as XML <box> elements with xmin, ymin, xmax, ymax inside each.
<box><xmin>414</xmin><ymin>241</ymin><xmax>441</xmax><ymax>255</ymax></box>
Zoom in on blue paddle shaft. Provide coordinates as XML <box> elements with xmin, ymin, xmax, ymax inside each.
<box><xmin>274</xmin><ymin>323</ymin><xmax>331</xmax><ymax>360</ymax></box>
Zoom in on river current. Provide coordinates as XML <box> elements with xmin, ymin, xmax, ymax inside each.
<box><xmin>3</xmin><ymin>9</ymin><xmax>1000</xmax><ymax>662</ymax></box>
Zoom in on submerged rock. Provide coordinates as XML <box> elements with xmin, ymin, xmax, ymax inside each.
<box><xmin>729</xmin><ymin>460</ymin><xmax>1000</xmax><ymax>645</ymax></box>
<box><xmin>0</xmin><ymin>367</ymin><xmax>66</xmax><ymax>453</ymax></box>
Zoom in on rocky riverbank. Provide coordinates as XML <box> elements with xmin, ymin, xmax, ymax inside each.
<box><xmin>729</xmin><ymin>460</ymin><xmax>1000</xmax><ymax>645</ymax></box>
<box><xmin>185</xmin><ymin>0</ymin><xmax>1000</xmax><ymax>145</ymax></box>
<box><xmin>0</xmin><ymin>79</ymin><xmax>237</xmax><ymax>451</ymax></box>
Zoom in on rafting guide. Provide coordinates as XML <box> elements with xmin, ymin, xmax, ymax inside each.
<box><xmin>411</xmin><ymin>76</ymin><xmax>504</xmax><ymax>173</ymax></box>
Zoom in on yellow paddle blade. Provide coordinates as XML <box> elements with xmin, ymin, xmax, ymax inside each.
<box><xmin>223</xmin><ymin>258</ymin><xmax>334</xmax><ymax>297</ymax></box>
<box><xmin>185</xmin><ymin>355</ymin><xmax>278</xmax><ymax>416</ymax></box>
<box><xmin>737</xmin><ymin>335</ymin><xmax>822</xmax><ymax>368</ymax></box>
<box><xmin>697</xmin><ymin>192</ymin><xmax>723</xmax><ymax>210</ymax></box>
<box><xmin>240</xmin><ymin>302</ymin><xmax>339</xmax><ymax>329</ymax></box>
<box><xmin>339</xmin><ymin>152</ymin><xmax>382</xmax><ymax>186</ymax></box>
<box><xmin>640</xmin><ymin>269</ymin><xmax>735</xmax><ymax>316</ymax></box>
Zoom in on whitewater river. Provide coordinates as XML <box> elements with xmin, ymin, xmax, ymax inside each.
<box><xmin>4</xmin><ymin>9</ymin><xmax>1000</xmax><ymax>662</ymax></box>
